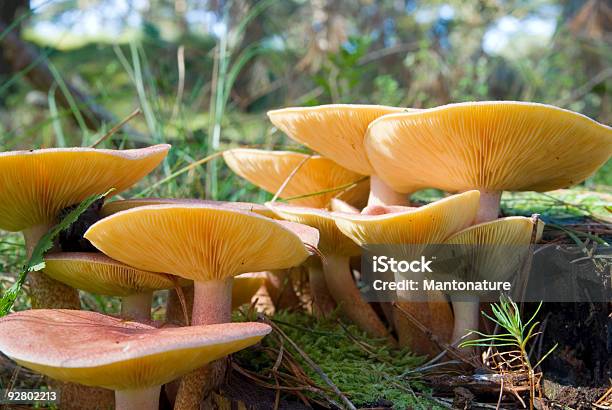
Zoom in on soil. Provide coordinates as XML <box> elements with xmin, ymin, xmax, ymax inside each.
<box><xmin>542</xmin><ymin>379</ymin><xmax>607</xmax><ymax>409</ymax></box>
<box><xmin>57</xmin><ymin>198</ymin><xmax>104</xmax><ymax>252</ymax></box>
<box><xmin>529</xmin><ymin>302</ymin><xmax>610</xmax><ymax>387</ymax></box>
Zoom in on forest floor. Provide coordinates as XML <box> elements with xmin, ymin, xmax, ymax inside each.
<box><xmin>0</xmin><ymin>188</ymin><xmax>610</xmax><ymax>409</ymax></box>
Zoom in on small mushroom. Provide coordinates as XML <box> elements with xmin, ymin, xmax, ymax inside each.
<box><xmin>0</xmin><ymin>144</ymin><xmax>170</xmax><ymax>310</ymax></box>
<box><xmin>0</xmin><ymin>309</ymin><xmax>271</xmax><ymax>410</ymax></box>
<box><xmin>84</xmin><ymin>204</ymin><xmax>316</xmax><ymax>407</ymax></box>
<box><xmin>438</xmin><ymin>217</ymin><xmax>543</xmax><ymax>344</ymax></box>
<box><xmin>42</xmin><ymin>252</ymin><xmax>175</xmax><ymax>322</ymax></box>
<box><xmin>331</xmin><ymin>191</ymin><xmax>481</xmax><ymax>355</ymax></box>
<box><xmin>267</xmin><ymin>104</ymin><xmax>414</xmax><ymax>206</ymax></box>
<box><xmin>366</xmin><ymin>101</ymin><xmax>612</xmax><ymax>223</ymax></box>
<box><xmin>223</xmin><ymin>148</ymin><xmax>369</xmax><ymax>209</ymax></box>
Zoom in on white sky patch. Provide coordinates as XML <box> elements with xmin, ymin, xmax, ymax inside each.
<box><xmin>483</xmin><ymin>7</ymin><xmax>559</xmax><ymax>58</ymax></box>
<box><xmin>414</xmin><ymin>4</ymin><xmax>455</xmax><ymax>24</ymax></box>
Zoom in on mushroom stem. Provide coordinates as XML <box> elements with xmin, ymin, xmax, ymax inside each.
<box><xmin>115</xmin><ymin>386</ymin><xmax>161</xmax><ymax>410</ymax></box>
<box><xmin>475</xmin><ymin>190</ymin><xmax>502</xmax><ymax>223</ymax></box>
<box><xmin>192</xmin><ymin>278</ymin><xmax>233</xmax><ymax>325</ymax></box>
<box><xmin>23</xmin><ymin>225</ymin><xmax>81</xmax><ymax>310</ymax></box>
<box><xmin>121</xmin><ymin>292</ymin><xmax>153</xmax><ymax>322</ymax></box>
<box><xmin>368</xmin><ymin>175</ymin><xmax>410</xmax><ymax>206</ymax></box>
<box><xmin>450</xmin><ymin>294</ymin><xmax>481</xmax><ymax>345</ymax></box>
<box><xmin>307</xmin><ymin>261</ymin><xmax>336</xmax><ymax>316</ymax></box>
<box><xmin>323</xmin><ymin>254</ymin><xmax>393</xmax><ymax>342</ymax></box>
<box><xmin>174</xmin><ymin>278</ymin><xmax>233</xmax><ymax>410</ymax></box>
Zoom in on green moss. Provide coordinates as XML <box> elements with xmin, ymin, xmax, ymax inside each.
<box><xmin>234</xmin><ymin>310</ymin><xmax>442</xmax><ymax>409</ymax></box>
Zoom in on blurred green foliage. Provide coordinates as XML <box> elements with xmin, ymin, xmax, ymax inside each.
<box><xmin>0</xmin><ymin>1</ymin><xmax>609</xmax><ymax>198</ymax></box>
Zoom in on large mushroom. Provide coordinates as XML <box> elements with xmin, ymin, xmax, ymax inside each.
<box><xmin>365</xmin><ymin>101</ymin><xmax>612</xmax><ymax>223</ymax></box>
<box><xmin>267</xmin><ymin>104</ymin><xmax>414</xmax><ymax>206</ymax></box>
<box><xmin>42</xmin><ymin>252</ymin><xmax>175</xmax><ymax>322</ymax></box>
<box><xmin>332</xmin><ymin>191</ymin><xmax>481</xmax><ymax>355</ymax></box>
<box><xmin>266</xmin><ymin>202</ymin><xmax>390</xmax><ymax>338</ymax></box>
<box><xmin>0</xmin><ymin>144</ymin><xmax>170</xmax><ymax>310</ymax></box>
<box><xmin>0</xmin><ymin>309</ymin><xmax>271</xmax><ymax>410</ymax></box>
<box><xmin>223</xmin><ymin>148</ymin><xmax>369</xmax><ymax>209</ymax></box>
<box><xmin>436</xmin><ymin>217</ymin><xmax>544</xmax><ymax>343</ymax></box>
<box><xmin>101</xmin><ymin>198</ymin><xmax>295</xmax><ymax>318</ymax></box>
<box><xmin>83</xmin><ymin>203</ymin><xmax>317</xmax><ymax>408</ymax></box>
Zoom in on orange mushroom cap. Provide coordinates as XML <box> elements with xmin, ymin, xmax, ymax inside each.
<box><xmin>0</xmin><ymin>145</ymin><xmax>170</xmax><ymax>232</ymax></box>
<box><xmin>366</xmin><ymin>102</ymin><xmax>612</xmax><ymax>193</ymax></box>
<box><xmin>43</xmin><ymin>252</ymin><xmax>175</xmax><ymax>296</ymax></box>
<box><xmin>267</xmin><ymin>202</ymin><xmax>360</xmax><ymax>257</ymax></box>
<box><xmin>223</xmin><ymin>149</ymin><xmax>367</xmax><ymax>208</ymax></box>
<box><xmin>267</xmin><ymin>104</ymin><xmax>409</xmax><ymax>175</ymax></box>
<box><xmin>84</xmin><ymin>204</ymin><xmax>313</xmax><ymax>282</ymax></box>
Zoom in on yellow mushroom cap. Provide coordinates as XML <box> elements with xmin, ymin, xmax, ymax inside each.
<box><xmin>101</xmin><ymin>197</ymin><xmax>277</xmax><ymax>219</ymax></box>
<box><xmin>267</xmin><ymin>104</ymin><xmax>409</xmax><ymax>175</ymax></box>
<box><xmin>0</xmin><ymin>145</ymin><xmax>170</xmax><ymax>232</ymax></box>
<box><xmin>43</xmin><ymin>253</ymin><xmax>175</xmax><ymax>296</ymax></box>
<box><xmin>84</xmin><ymin>204</ymin><xmax>311</xmax><ymax>282</ymax></box>
<box><xmin>366</xmin><ymin>101</ymin><xmax>612</xmax><ymax>193</ymax></box>
<box><xmin>266</xmin><ymin>202</ymin><xmax>360</xmax><ymax>256</ymax></box>
<box><xmin>0</xmin><ymin>309</ymin><xmax>270</xmax><ymax>390</ymax></box>
<box><xmin>432</xmin><ymin>217</ymin><xmax>542</xmax><ymax>290</ymax></box>
<box><xmin>223</xmin><ymin>149</ymin><xmax>366</xmax><ymax>208</ymax></box>
<box><xmin>332</xmin><ymin>191</ymin><xmax>481</xmax><ymax>246</ymax></box>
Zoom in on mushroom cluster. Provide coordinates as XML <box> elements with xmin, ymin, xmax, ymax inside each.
<box><xmin>0</xmin><ymin>101</ymin><xmax>609</xmax><ymax>409</ymax></box>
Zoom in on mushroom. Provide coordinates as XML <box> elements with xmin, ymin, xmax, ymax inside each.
<box><xmin>331</xmin><ymin>191</ymin><xmax>481</xmax><ymax>355</ymax></box>
<box><xmin>267</xmin><ymin>104</ymin><xmax>415</xmax><ymax>206</ymax></box>
<box><xmin>365</xmin><ymin>101</ymin><xmax>612</xmax><ymax>223</ymax></box>
<box><xmin>437</xmin><ymin>217</ymin><xmax>544</xmax><ymax>343</ymax></box>
<box><xmin>223</xmin><ymin>148</ymin><xmax>369</xmax><ymax>209</ymax></box>
<box><xmin>266</xmin><ymin>202</ymin><xmax>390</xmax><ymax>339</ymax></box>
<box><xmin>0</xmin><ymin>144</ymin><xmax>170</xmax><ymax>310</ymax></box>
<box><xmin>83</xmin><ymin>204</ymin><xmax>316</xmax><ymax>407</ymax></box>
<box><xmin>84</xmin><ymin>204</ymin><xmax>315</xmax><ymax>326</ymax></box>
<box><xmin>0</xmin><ymin>309</ymin><xmax>271</xmax><ymax>410</ymax></box>
<box><xmin>101</xmin><ymin>198</ymin><xmax>297</xmax><ymax>316</ymax></box>
<box><xmin>42</xmin><ymin>252</ymin><xmax>175</xmax><ymax>322</ymax></box>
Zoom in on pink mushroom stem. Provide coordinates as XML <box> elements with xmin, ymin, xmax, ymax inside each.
<box><xmin>323</xmin><ymin>253</ymin><xmax>394</xmax><ymax>342</ymax></box>
<box><xmin>475</xmin><ymin>190</ymin><xmax>502</xmax><ymax>223</ymax></box>
<box><xmin>368</xmin><ymin>175</ymin><xmax>410</xmax><ymax>207</ymax></box>
<box><xmin>307</xmin><ymin>262</ymin><xmax>336</xmax><ymax>316</ymax></box>
<box><xmin>192</xmin><ymin>278</ymin><xmax>233</xmax><ymax>325</ymax></box>
<box><xmin>115</xmin><ymin>386</ymin><xmax>161</xmax><ymax>410</ymax></box>
<box><xmin>174</xmin><ymin>278</ymin><xmax>233</xmax><ymax>410</ymax></box>
<box><xmin>450</xmin><ymin>294</ymin><xmax>481</xmax><ymax>345</ymax></box>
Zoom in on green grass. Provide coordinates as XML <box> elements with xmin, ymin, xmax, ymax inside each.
<box><xmin>234</xmin><ymin>310</ymin><xmax>440</xmax><ymax>409</ymax></box>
